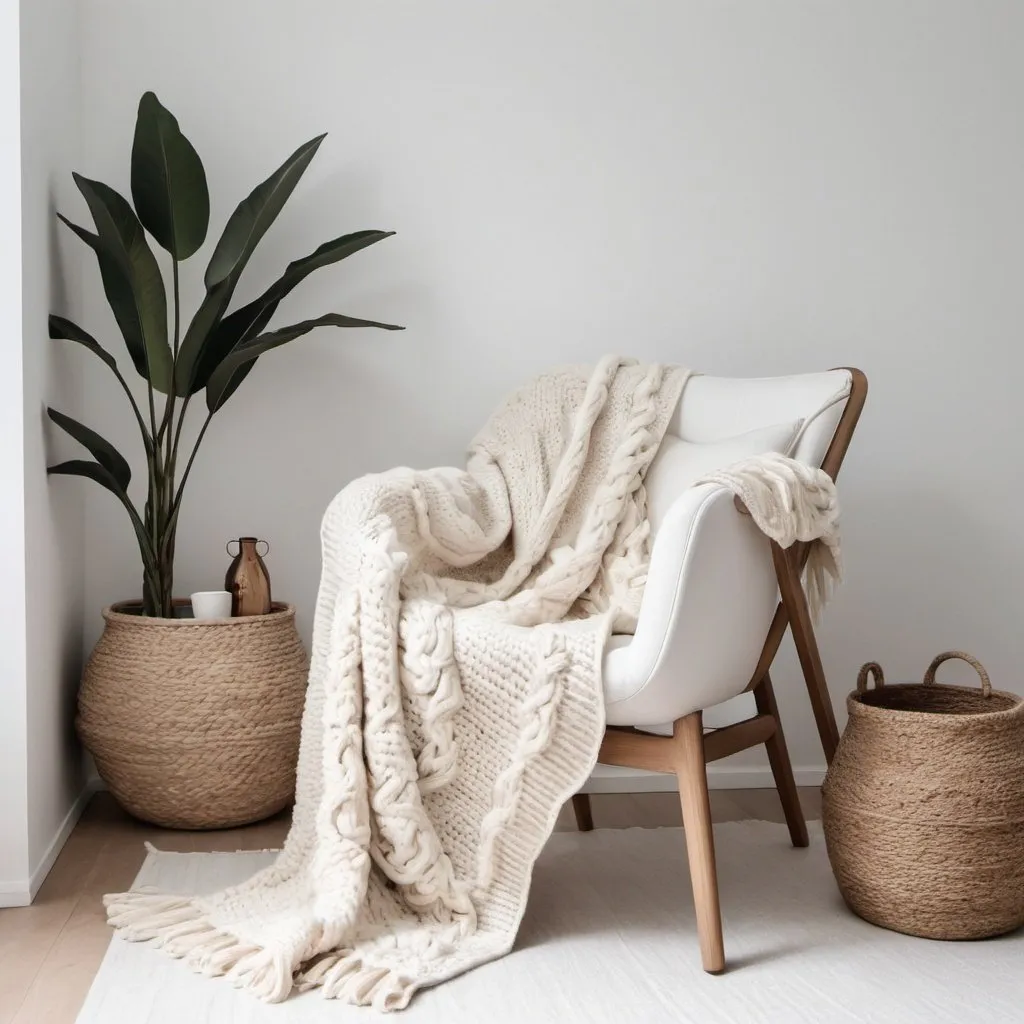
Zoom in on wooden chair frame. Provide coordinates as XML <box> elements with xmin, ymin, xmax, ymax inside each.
<box><xmin>572</xmin><ymin>368</ymin><xmax>867</xmax><ymax>974</ymax></box>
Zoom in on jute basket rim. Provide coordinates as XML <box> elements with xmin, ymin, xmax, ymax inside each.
<box><xmin>846</xmin><ymin>682</ymin><xmax>1024</xmax><ymax>725</ymax></box>
<box><xmin>103</xmin><ymin>599</ymin><xmax>295</xmax><ymax>628</ymax></box>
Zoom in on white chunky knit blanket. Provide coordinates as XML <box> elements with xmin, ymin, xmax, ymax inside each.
<box><xmin>105</xmin><ymin>356</ymin><xmax>841</xmax><ymax>1011</ymax></box>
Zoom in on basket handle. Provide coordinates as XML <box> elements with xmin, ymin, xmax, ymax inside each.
<box><xmin>923</xmin><ymin>651</ymin><xmax>991</xmax><ymax>698</ymax></box>
<box><xmin>856</xmin><ymin>662</ymin><xmax>885</xmax><ymax>692</ymax></box>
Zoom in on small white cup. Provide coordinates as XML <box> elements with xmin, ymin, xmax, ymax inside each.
<box><xmin>190</xmin><ymin>590</ymin><xmax>233</xmax><ymax>620</ymax></box>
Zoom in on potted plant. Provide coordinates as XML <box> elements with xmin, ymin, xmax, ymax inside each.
<box><xmin>50</xmin><ymin>93</ymin><xmax>402</xmax><ymax>827</ymax></box>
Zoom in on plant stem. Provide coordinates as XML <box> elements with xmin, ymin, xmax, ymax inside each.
<box><xmin>156</xmin><ymin>260</ymin><xmax>181</xmax><ymax>450</ymax></box>
<box><xmin>163</xmin><ymin>262</ymin><xmax>180</xmax><ymax>546</ymax></box>
<box><xmin>144</xmin><ymin>258</ymin><xmax>183</xmax><ymax>616</ymax></box>
<box><xmin>172</xmin><ymin>260</ymin><xmax>181</xmax><ymax>360</ymax></box>
<box><xmin>149</xmin><ymin>401</ymin><xmax>213</xmax><ymax>615</ymax></box>
<box><xmin>171</xmin><ymin>411</ymin><xmax>213</xmax><ymax>517</ymax></box>
<box><xmin>147</xmin><ymin>375</ymin><xmax>158</xmax><ymax>451</ymax></box>
<box><xmin>164</xmin><ymin>391</ymin><xmax>191</xmax><ymax>519</ymax></box>
<box><xmin>147</xmin><ymin>383</ymin><xmax>162</xmax><ymax>612</ymax></box>
<box><xmin>170</xmin><ymin>392</ymin><xmax>191</xmax><ymax>460</ymax></box>
<box><xmin>109</xmin><ymin>366</ymin><xmax>158</xmax><ymax>614</ymax></box>
<box><xmin>111</xmin><ymin>367</ymin><xmax>153</xmax><ymax>452</ymax></box>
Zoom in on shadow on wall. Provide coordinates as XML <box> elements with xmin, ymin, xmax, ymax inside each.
<box><xmin>828</xmin><ymin>478</ymin><xmax>1014</xmax><ymax>689</ymax></box>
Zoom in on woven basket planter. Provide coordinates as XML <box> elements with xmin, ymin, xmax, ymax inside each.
<box><xmin>78</xmin><ymin>601</ymin><xmax>309</xmax><ymax>829</ymax></box>
<box><xmin>822</xmin><ymin>652</ymin><xmax>1024</xmax><ymax>940</ymax></box>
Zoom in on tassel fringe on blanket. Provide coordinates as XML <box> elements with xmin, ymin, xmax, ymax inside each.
<box><xmin>105</xmin><ymin>356</ymin><xmax>841</xmax><ymax>1010</ymax></box>
<box><xmin>696</xmin><ymin>451</ymin><xmax>841</xmax><ymax>620</ymax></box>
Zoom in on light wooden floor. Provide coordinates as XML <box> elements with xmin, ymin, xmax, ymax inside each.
<box><xmin>0</xmin><ymin>787</ymin><xmax>822</xmax><ymax>1024</ymax></box>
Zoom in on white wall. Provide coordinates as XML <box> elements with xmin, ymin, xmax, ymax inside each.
<box><xmin>20</xmin><ymin>0</ymin><xmax>88</xmax><ymax>884</ymax></box>
<box><xmin>77</xmin><ymin>1</ymin><xmax>1024</xmax><ymax>779</ymax></box>
<box><xmin>0</xmin><ymin>0</ymin><xmax>87</xmax><ymax>904</ymax></box>
<box><xmin>0</xmin><ymin>0</ymin><xmax>29</xmax><ymax>898</ymax></box>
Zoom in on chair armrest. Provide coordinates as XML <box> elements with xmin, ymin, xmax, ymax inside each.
<box><xmin>603</xmin><ymin>483</ymin><xmax>779</xmax><ymax>726</ymax></box>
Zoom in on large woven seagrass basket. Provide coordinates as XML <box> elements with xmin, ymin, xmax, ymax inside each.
<box><xmin>78</xmin><ymin>601</ymin><xmax>309</xmax><ymax>829</ymax></box>
<box><xmin>822</xmin><ymin>652</ymin><xmax>1024</xmax><ymax>940</ymax></box>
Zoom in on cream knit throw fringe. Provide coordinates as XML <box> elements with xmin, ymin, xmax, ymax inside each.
<box><xmin>696</xmin><ymin>451</ymin><xmax>842</xmax><ymax>619</ymax></box>
<box><xmin>104</xmin><ymin>357</ymin><xmax>841</xmax><ymax>1012</ymax></box>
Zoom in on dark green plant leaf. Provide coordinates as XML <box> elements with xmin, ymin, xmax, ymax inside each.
<box><xmin>47</xmin><ymin>312</ymin><xmax>155</xmax><ymax>459</ymax></box>
<box><xmin>180</xmin><ymin>229</ymin><xmax>397</xmax><ymax>396</ymax></box>
<box><xmin>57</xmin><ymin>213</ymin><xmax>98</xmax><ymax>247</ymax></box>
<box><xmin>131</xmin><ymin>91</ymin><xmax>209</xmax><ymax>259</ymax></box>
<box><xmin>174</xmin><ymin>281</ymin><xmax>231</xmax><ymax>393</ymax></box>
<box><xmin>205</xmin><ymin>312</ymin><xmax>404</xmax><ymax>413</ymax></box>
<box><xmin>260</xmin><ymin>230</ymin><xmax>395</xmax><ymax>305</ymax></box>
<box><xmin>204</xmin><ymin>134</ymin><xmax>326</xmax><ymax>290</ymax></box>
<box><xmin>175</xmin><ymin>134</ymin><xmax>326</xmax><ymax>393</ymax></box>
<box><xmin>58</xmin><ymin>214</ymin><xmax>151</xmax><ymax>383</ymax></box>
<box><xmin>203</xmin><ymin>360</ymin><xmax>258</xmax><ymax>414</ymax></box>
<box><xmin>189</xmin><ymin>295</ymin><xmax>280</xmax><ymax>394</ymax></box>
<box><xmin>195</xmin><ymin>296</ymin><xmax>281</xmax><ymax>411</ymax></box>
<box><xmin>48</xmin><ymin>460</ymin><xmax>158</xmax><ymax>575</ymax></box>
<box><xmin>47</xmin><ymin>408</ymin><xmax>132</xmax><ymax>491</ymax></box>
<box><xmin>48</xmin><ymin>314</ymin><xmax>117</xmax><ymax>372</ymax></box>
<box><xmin>72</xmin><ymin>175</ymin><xmax>173</xmax><ymax>392</ymax></box>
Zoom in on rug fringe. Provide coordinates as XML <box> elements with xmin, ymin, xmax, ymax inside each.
<box><xmin>103</xmin><ymin>890</ymin><xmax>294</xmax><ymax>1003</ymax></box>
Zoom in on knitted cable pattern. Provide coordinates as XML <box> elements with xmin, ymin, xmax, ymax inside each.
<box><xmin>474</xmin><ymin>631</ymin><xmax>568</xmax><ymax>894</ymax></box>
<box><xmin>102</xmin><ymin>358</ymin><xmax>841</xmax><ymax>1010</ymax></box>
<box><xmin>398</xmin><ymin>598</ymin><xmax>461</xmax><ymax>794</ymax></box>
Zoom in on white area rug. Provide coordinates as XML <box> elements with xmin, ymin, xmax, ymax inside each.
<box><xmin>77</xmin><ymin>822</ymin><xmax>1022</xmax><ymax>1023</ymax></box>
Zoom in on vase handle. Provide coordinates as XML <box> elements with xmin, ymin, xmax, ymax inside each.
<box><xmin>226</xmin><ymin>540</ymin><xmax>239</xmax><ymax>558</ymax></box>
<box><xmin>923</xmin><ymin>651</ymin><xmax>991</xmax><ymax>697</ymax></box>
<box><xmin>856</xmin><ymin>662</ymin><xmax>885</xmax><ymax>692</ymax></box>
<box><xmin>256</xmin><ymin>540</ymin><xmax>270</xmax><ymax>557</ymax></box>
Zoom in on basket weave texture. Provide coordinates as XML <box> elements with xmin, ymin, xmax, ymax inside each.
<box><xmin>78</xmin><ymin>601</ymin><xmax>309</xmax><ymax>829</ymax></box>
<box><xmin>822</xmin><ymin>652</ymin><xmax>1024</xmax><ymax>940</ymax></box>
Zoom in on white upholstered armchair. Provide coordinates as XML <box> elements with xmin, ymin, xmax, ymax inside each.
<box><xmin>572</xmin><ymin>368</ymin><xmax>867</xmax><ymax>974</ymax></box>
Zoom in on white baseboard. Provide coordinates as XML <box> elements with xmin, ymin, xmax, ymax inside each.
<box><xmin>581</xmin><ymin>763</ymin><xmax>826</xmax><ymax>794</ymax></box>
<box><xmin>0</xmin><ymin>777</ymin><xmax>102</xmax><ymax>908</ymax></box>
<box><xmin>78</xmin><ymin>768</ymin><xmax>829</xmax><ymax>796</ymax></box>
<box><xmin>29</xmin><ymin>778</ymin><xmax>103</xmax><ymax>896</ymax></box>
<box><xmin>0</xmin><ymin>880</ymin><xmax>31</xmax><ymax>907</ymax></box>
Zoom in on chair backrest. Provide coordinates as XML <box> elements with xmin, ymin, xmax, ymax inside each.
<box><xmin>651</xmin><ymin>367</ymin><xmax>867</xmax><ymax>695</ymax></box>
<box><xmin>666</xmin><ymin>369</ymin><xmax>858</xmax><ymax>473</ymax></box>
<box><xmin>643</xmin><ymin>369</ymin><xmax>864</xmax><ymax>537</ymax></box>
<box><xmin>602</xmin><ymin>368</ymin><xmax>866</xmax><ymax>727</ymax></box>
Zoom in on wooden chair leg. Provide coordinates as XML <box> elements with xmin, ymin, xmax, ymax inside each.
<box><xmin>753</xmin><ymin>672</ymin><xmax>809</xmax><ymax>848</ymax></box>
<box><xmin>674</xmin><ymin>712</ymin><xmax>725</xmax><ymax>974</ymax></box>
<box><xmin>770</xmin><ymin>542</ymin><xmax>840</xmax><ymax>763</ymax></box>
<box><xmin>571</xmin><ymin>793</ymin><xmax>594</xmax><ymax>832</ymax></box>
